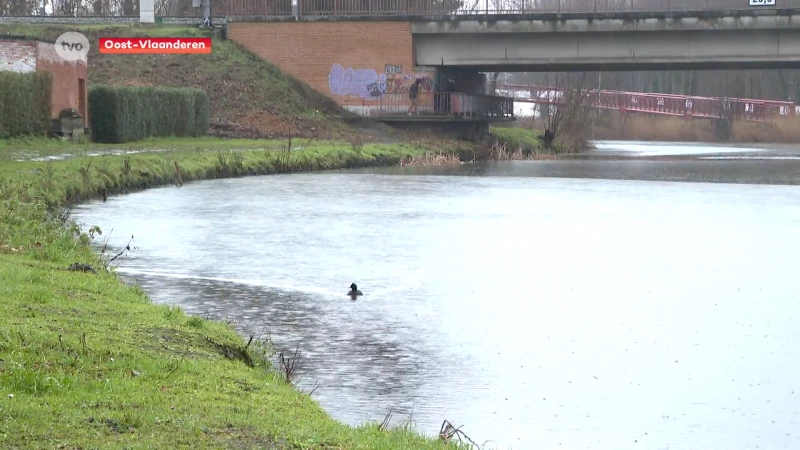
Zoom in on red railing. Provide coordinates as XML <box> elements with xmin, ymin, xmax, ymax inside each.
<box><xmin>497</xmin><ymin>84</ymin><xmax>797</xmax><ymax>122</ymax></box>
<box><xmin>365</xmin><ymin>92</ymin><xmax>514</xmax><ymax>118</ymax></box>
<box><xmin>226</xmin><ymin>0</ymin><xmax>800</xmax><ymax>17</ymax></box>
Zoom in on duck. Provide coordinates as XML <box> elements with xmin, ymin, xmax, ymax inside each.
<box><xmin>348</xmin><ymin>283</ymin><xmax>363</xmax><ymax>296</ymax></box>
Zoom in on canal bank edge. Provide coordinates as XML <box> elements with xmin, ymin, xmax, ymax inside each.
<box><xmin>0</xmin><ymin>141</ymin><xmax>470</xmax><ymax>449</ymax></box>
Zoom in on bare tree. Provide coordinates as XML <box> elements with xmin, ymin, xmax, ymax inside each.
<box><xmin>0</xmin><ymin>0</ymin><xmax>40</xmax><ymax>14</ymax></box>
<box><xmin>539</xmin><ymin>72</ymin><xmax>602</xmax><ymax>152</ymax></box>
<box><xmin>709</xmin><ymin>71</ymin><xmax>737</xmax><ymax>141</ymax></box>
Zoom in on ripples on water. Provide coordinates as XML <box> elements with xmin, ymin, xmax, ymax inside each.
<box><xmin>72</xmin><ymin>146</ymin><xmax>800</xmax><ymax>450</ymax></box>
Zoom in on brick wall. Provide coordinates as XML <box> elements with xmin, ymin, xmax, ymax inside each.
<box><xmin>35</xmin><ymin>41</ymin><xmax>89</xmax><ymax>127</ymax></box>
<box><xmin>0</xmin><ymin>39</ymin><xmax>37</xmax><ymax>73</ymax></box>
<box><xmin>228</xmin><ymin>21</ymin><xmax>436</xmax><ymax>115</ymax></box>
<box><xmin>0</xmin><ymin>39</ymin><xmax>88</xmax><ymax>127</ymax></box>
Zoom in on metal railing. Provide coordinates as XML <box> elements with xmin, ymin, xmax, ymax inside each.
<box><xmin>299</xmin><ymin>0</ymin><xmax>462</xmax><ymax>16</ymax></box>
<box><xmin>226</xmin><ymin>0</ymin><xmax>800</xmax><ymax>17</ymax></box>
<box><xmin>2</xmin><ymin>0</ymin><xmax>796</xmax><ymax>18</ymax></box>
<box><xmin>499</xmin><ymin>84</ymin><xmax>796</xmax><ymax>122</ymax></box>
<box><xmin>225</xmin><ymin>0</ymin><xmax>292</xmax><ymax>16</ymax></box>
<box><xmin>366</xmin><ymin>92</ymin><xmax>514</xmax><ymax>119</ymax></box>
<box><xmin>0</xmin><ymin>13</ymin><xmax>227</xmax><ymax>20</ymax></box>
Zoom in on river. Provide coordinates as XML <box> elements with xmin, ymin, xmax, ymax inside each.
<box><xmin>71</xmin><ymin>141</ymin><xmax>800</xmax><ymax>450</ymax></box>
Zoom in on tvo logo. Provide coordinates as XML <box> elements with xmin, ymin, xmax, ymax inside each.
<box><xmin>61</xmin><ymin>41</ymin><xmax>84</xmax><ymax>52</ymax></box>
<box><xmin>55</xmin><ymin>32</ymin><xmax>90</xmax><ymax>62</ymax></box>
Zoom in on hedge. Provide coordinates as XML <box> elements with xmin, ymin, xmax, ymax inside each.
<box><xmin>0</xmin><ymin>71</ymin><xmax>52</xmax><ymax>138</ymax></box>
<box><xmin>88</xmin><ymin>85</ymin><xmax>210</xmax><ymax>143</ymax></box>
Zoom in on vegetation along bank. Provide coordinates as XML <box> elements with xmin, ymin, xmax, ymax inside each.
<box><xmin>0</xmin><ymin>19</ymin><xmax>580</xmax><ymax>448</ymax></box>
<box><xmin>0</xmin><ymin>137</ymin><xmax>478</xmax><ymax>449</ymax></box>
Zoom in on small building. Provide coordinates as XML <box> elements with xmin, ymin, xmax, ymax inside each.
<box><xmin>0</xmin><ymin>35</ymin><xmax>88</xmax><ymax>128</ymax></box>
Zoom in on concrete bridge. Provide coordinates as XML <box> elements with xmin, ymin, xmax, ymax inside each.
<box><xmin>221</xmin><ymin>0</ymin><xmax>800</xmax><ymax>133</ymax></box>
<box><xmin>229</xmin><ymin>4</ymin><xmax>800</xmax><ymax>71</ymax></box>
<box><xmin>412</xmin><ymin>9</ymin><xmax>800</xmax><ymax>71</ymax></box>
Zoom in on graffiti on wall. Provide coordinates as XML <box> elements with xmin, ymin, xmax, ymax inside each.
<box><xmin>328</xmin><ymin>64</ymin><xmax>384</xmax><ymax>99</ymax></box>
<box><xmin>385</xmin><ymin>64</ymin><xmax>403</xmax><ymax>74</ymax></box>
<box><xmin>328</xmin><ymin>63</ymin><xmax>434</xmax><ymax>100</ymax></box>
<box><xmin>384</xmin><ymin>71</ymin><xmax>433</xmax><ymax>95</ymax></box>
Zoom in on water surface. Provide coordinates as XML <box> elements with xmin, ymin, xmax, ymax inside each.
<box><xmin>72</xmin><ymin>142</ymin><xmax>800</xmax><ymax>449</ymax></box>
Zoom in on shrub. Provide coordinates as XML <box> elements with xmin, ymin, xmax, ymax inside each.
<box><xmin>88</xmin><ymin>85</ymin><xmax>210</xmax><ymax>143</ymax></box>
<box><xmin>0</xmin><ymin>71</ymin><xmax>52</xmax><ymax>138</ymax></box>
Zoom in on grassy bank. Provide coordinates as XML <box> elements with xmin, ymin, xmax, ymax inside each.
<box><xmin>489</xmin><ymin>126</ymin><xmax>546</xmax><ymax>153</ymax></box>
<box><xmin>488</xmin><ymin>126</ymin><xmax>570</xmax><ymax>159</ymax></box>
<box><xmin>0</xmin><ymin>138</ymin><xmax>469</xmax><ymax>449</ymax></box>
<box><xmin>0</xmin><ymin>136</ymin><xmax>367</xmax><ymax>161</ymax></box>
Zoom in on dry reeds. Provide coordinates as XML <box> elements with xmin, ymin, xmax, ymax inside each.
<box><xmin>439</xmin><ymin>420</ymin><xmax>479</xmax><ymax>447</ymax></box>
<box><xmin>590</xmin><ymin>113</ymin><xmax>800</xmax><ymax>143</ymax></box>
<box><xmin>378</xmin><ymin>409</ymin><xmax>393</xmax><ymax>432</ymax></box>
<box><xmin>488</xmin><ymin>142</ymin><xmax>559</xmax><ymax>161</ymax></box>
<box><xmin>398</xmin><ymin>151</ymin><xmax>461</xmax><ymax>166</ymax></box>
<box><xmin>278</xmin><ymin>344</ymin><xmax>301</xmax><ymax>384</ymax></box>
<box><xmin>732</xmin><ymin>117</ymin><xmax>800</xmax><ymax>143</ymax></box>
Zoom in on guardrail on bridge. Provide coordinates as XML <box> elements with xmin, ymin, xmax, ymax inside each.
<box><xmin>226</xmin><ymin>0</ymin><xmax>800</xmax><ymax>18</ymax></box>
<box><xmin>2</xmin><ymin>0</ymin><xmax>798</xmax><ymax>20</ymax></box>
<box><xmin>0</xmin><ymin>15</ymin><xmax>226</xmax><ymax>24</ymax></box>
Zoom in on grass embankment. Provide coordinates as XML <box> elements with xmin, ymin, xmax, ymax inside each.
<box><xmin>589</xmin><ymin>114</ymin><xmax>800</xmax><ymax>143</ymax></box>
<box><xmin>0</xmin><ymin>24</ymin><xmax>405</xmax><ymax>143</ymax></box>
<box><xmin>0</xmin><ymin>135</ymin><xmax>476</xmax><ymax>165</ymax></box>
<box><xmin>0</xmin><ymin>136</ymin><xmax>353</xmax><ymax>161</ymax></box>
<box><xmin>489</xmin><ymin>126</ymin><xmax>543</xmax><ymax>153</ymax></box>
<box><xmin>0</xmin><ymin>139</ymin><xmax>468</xmax><ymax>449</ymax></box>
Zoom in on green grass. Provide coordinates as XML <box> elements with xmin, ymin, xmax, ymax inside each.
<box><xmin>0</xmin><ymin>136</ymin><xmax>364</xmax><ymax>161</ymax></box>
<box><xmin>489</xmin><ymin>126</ymin><xmax>548</xmax><ymax>153</ymax></box>
<box><xmin>0</xmin><ymin>138</ymin><xmax>468</xmax><ymax>449</ymax></box>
